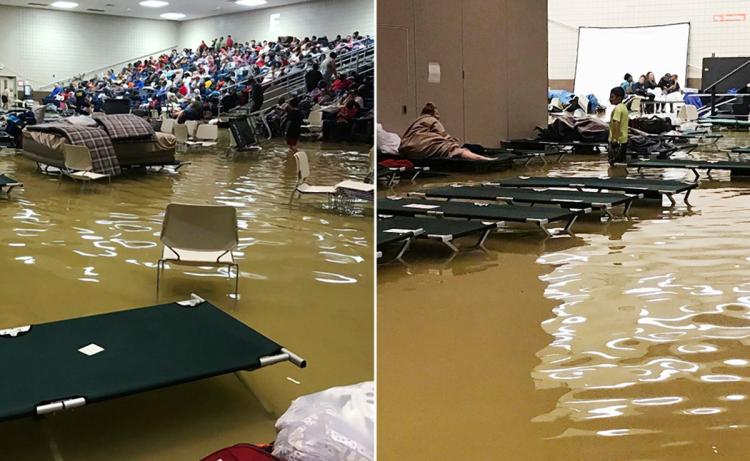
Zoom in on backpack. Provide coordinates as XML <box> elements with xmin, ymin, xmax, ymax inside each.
<box><xmin>200</xmin><ymin>444</ymin><xmax>280</xmax><ymax>461</ymax></box>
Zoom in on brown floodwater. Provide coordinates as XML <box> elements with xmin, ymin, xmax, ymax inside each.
<box><xmin>378</xmin><ymin>133</ymin><xmax>750</xmax><ymax>460</ymax></box>
<box><xmin>0</xmin><ymin>136</ymin><xmax>373</xmax><ymax>460</ymax></box>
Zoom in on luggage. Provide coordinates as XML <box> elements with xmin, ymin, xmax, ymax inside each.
<box><xmin>200</xmin><ymin>444</ymin><xmax>280</xmax><ymax>461</ymax></box>
<box><xmin>632</xmin><ymin>116</ymin><xmax>673</xmax><ymax>134</ymax></box>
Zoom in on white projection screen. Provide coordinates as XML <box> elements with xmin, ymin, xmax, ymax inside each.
<box><xmin>574</xmin><ymin>23</ymin><xmax>690</xmax><ymax>105</ymax></box>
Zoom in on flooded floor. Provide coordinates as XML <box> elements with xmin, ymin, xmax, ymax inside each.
<box><xmin>378</xmin><ymin>134</ymin><xmax>750</xmax><ymax>460</ymax></box>
<box><xmin>0</xmin><ymin>137</ymin><xmax>373</xmax><ymax>460</ymax></box>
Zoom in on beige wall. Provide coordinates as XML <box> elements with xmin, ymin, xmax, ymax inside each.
<box><xmin>0</xmin><ymin>5</ymin><xmax>178</xmax><ymax>88</ymax></box>
<box><xmin>378</xmin><ymin>0</ymin><xmax>548</xmax><ymax>147</ymax></box>
<box><xmin>549</xmin><ymin>0</ymin><xmax>750</xmax><ymax>83</ymax></box>
<box><xmin>179</xmin><ymin>0</ymin><xmax>373</xmax><ymax>49</ymax></box>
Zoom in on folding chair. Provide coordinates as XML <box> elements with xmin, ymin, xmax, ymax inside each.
<box><xmin>629</xmin><ymin>96</ymin><xmax>641</xmax><ymax>114</ymax></box>
<box><xmin>289</xmin><ymin>151</ymin><xmax>336</xmax><ymax>204</ymax></box>
<box><xmin>62</xmin><ymin>144</ymin><xmax>110</xmax><ymax>187</ymax></box>
<box><xmin>185</xmin><ymin>120</ymin><xmax>200</xmax><ymax>138</ymax></box>
<box><xmin>173</xmin><ymin>124</ymin><xmax>188</xmax><ymax>151</ymax></box>
<box><xmin>186</xmin><ymin>124</ymin><xmax>218</xmax><ymax>147</ymax></box>
<box><xmin>301</xmin><ymin>110</ymin><xmax>323</xmax><ymax>134</ymax></box>
<box><xmin>160</xmin><ymin>118</ymin><xmax>175</xmax><ymax>134</ymax></box>
<box><xmin>157</xmin><ymin>204</ymin><xmax>240</xmax><ymax>296</ymax></box>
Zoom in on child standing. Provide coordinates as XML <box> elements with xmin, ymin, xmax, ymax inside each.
<box><xmin>286</xmin><ymin>96</ymin><xmax>303</xmax><ymax>153</ymax></box>
<box><xmin>608</xmin><ymin>86</ymin><xmax>629</xmax><ymax>165</ymax></box>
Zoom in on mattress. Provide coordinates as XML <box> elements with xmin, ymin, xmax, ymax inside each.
<box><xmin>21</xmin><ymin>130</ymin><xmax>177</xmax><ymax>168</ymax></box>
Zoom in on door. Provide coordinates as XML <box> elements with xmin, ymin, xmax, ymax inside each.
<box><xmin>413</xmin><ymin>0</ymin><xmax>464</xmax><ymax>140</ymax></box>
<box><xmin>462</xmin><ymin>0</ymin><xmax>508</xmax><ymax>146</ymax></box>
<box><xmin>0</xmin><ymin>76</ymin><xmax>17</xmax><ymax>106</ymax></box>
<box><xmin>377</xmin><ymin>26</ymin><xmax>415</xmax><ymax>134</ymax></box>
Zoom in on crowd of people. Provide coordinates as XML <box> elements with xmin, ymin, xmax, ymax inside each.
<box><xmin>42</xmin><ymin>31</ymin><xmax>374</xmax><ymax>128</ymax></box>
<box><xmin>620</xmin><ymin>71</ymin><xmax>680</xmax><ymax>113</ymax></box>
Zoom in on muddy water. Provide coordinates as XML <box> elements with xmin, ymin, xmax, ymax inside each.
<box><xmin>0</xmin><ymin>138</ymin><xmax>373</xmax><ymax>460</ymax></box>
<box><xmin>378</xmin><ymin>135</ymin><xmax>750</xmax><ymax>460</ymax></box>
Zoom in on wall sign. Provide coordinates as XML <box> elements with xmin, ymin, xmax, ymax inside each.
<box><xmin>428</xmin><ymin>62</ymin><xmax>441</xmax><ymax>83</ymax></box>
<box><xmin>270</xmin><ymin>13</ymin><xmax>281</xmax><ymax>31</ymax></box>
<box><xmin>713</xmin><ymin>13</ymin><xmax>746</xmax><ymax>22</ymax></box>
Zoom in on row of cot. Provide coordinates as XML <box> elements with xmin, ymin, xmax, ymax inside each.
<box><xmin>377</xmin><ymin>175</ymin><xmax>696</xmax><ymax>262</ymax></box>
<box><xmin>379</xmin><ymin>140</ymin><xmax>750</xmax><ymax>185</ymax></box>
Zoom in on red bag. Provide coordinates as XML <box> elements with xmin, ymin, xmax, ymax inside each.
<box><xmin>200</xmin><ymin>444</ymin><xmax>281</xmax><ymax>461</ymax></box>
<box><xmin>378</xmin><ymin>159</ymin><xmax>414</xmax><ymax>169</ymax></box>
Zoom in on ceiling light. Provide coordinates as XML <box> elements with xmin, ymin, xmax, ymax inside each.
<box><xmin>50</xmin><ymin>1</ymin><xmax>78</xmax><ymax>8</ymax></box>
<box><xmin>236</xmin><ymin>0</ymin><xmax>267</xmax><ymax>6</ymax></box>
<box><xmin>140</xmin><ymin>0</ymin><xmax>168</xmax><ymax>7</ymax></box>
<box><xmin>160</xmin><ymin>12</ymin><xmax>185</xmax><ymax>19</ymax></box>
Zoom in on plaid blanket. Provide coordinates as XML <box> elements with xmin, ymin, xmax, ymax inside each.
<box><xmin>28</xmin><ymin>123</ymin><xmax>122</xmax><ymax>176</ymax></box>
<box><xmin>95</xmin><ymin>114</ymin><xmax>155</xmax><ymax>141</ymax></box>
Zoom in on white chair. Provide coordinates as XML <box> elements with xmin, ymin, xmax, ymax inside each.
<box><xmin>335</xmin><ymin>179</ymin><xmax>374</xmax><ymax>195</ymax></box>
<box><xmin>186</xmin><ymin>123</ymin><xmax>219</xmax><ymax>147</ymax></box>
<box><xmin>301</xmin><ymin>110</ymin><xmax>323</xmax><ymax>134</ymax></box>
<box><xmin>62</xmin><ymin>144</ymin><xmax>110</xmax><ymax>186</ymax></box>
<box><xmin>290</xmin><ymin>151</ymin><xmax>336</xmax><ymax>204</ymax></box>
<box><xmin>160</xmin><ymin>118</ymin><xmax>175</xmax><ymax>134</ymax></box>
<box><xmin>150</xmin><ymin>109</ymin><xmax>159</xmax><ymax>119</ymax></box>
<box><xmin>173</xmin><ymin>124</ymin><xmax>188</xmax><ymax>150</ymax></box>
<box><xmin>629</xmin><ymin>96</ymin><xmax>642</xmax><ymax>114</ymax></box>
<box><xmin>677</xmin><ymin>104</ymin><xmax>699</xmax><ymax>122</ymax></box>
<box><xmin>157</xmin><ymin>204</ymin><xmax>240</xmax><ymax>296</ymax></box>
<box><xmin>185</xmin><ymin>120</ymin><xmax>200</xmax><ymax>138</ymax></box>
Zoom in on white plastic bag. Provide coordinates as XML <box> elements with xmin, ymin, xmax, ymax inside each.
<box><xmin>273</xmin><ymin>381</ymin><xmax>374</xmax><ymax>461</ymax></box>
<box><xmin>376</xmin><ymin>124</ymin><xmax>401</xmax><ymax>154</ymax></box>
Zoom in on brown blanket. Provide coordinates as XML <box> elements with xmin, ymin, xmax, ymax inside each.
<box><xmin>27</xmin><ymin>123</ymin><xmax>121</xmax><ymax>176</ymax></box>
<box><xmin>399</xmin><ymin>115</ymin><xmax>463</xmax><ymax>160</ymax></box>
<box><xmin>95</xmin><ymin>114</ymin><xmax>155</xmax><ymax>141</ymax></box>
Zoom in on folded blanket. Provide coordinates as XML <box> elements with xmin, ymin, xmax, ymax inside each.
<box><xmin>28</xmin><ymin>123</ymin><xmax>121</xmax><ymax>176</ymax></box>
<box><xmin>66</xmin><ymin>115</ymin><xmax>98</xmax><ymax>128</ymax></box>
<box><xmin>95</xmin><ymin>114</ymin><xmax>155</xmax><ymax>141</ymax></box>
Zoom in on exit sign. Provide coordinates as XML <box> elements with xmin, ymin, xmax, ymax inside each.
<box><xmin>713</xmin><ymin>13</ymin><xmax>746</xmax><ymax>22</ymax></box>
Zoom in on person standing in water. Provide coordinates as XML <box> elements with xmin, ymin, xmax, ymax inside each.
<box><xmin>286</xmin><ymin>96</ymin><xmax>304</xmax><ymax>154</ymax></box>
<box><xmin>608</xmin><ymin>86</ymin><xmax>629</xmax><ymax>165</ymax></box>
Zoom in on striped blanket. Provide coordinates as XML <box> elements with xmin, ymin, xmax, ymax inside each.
<box><xmin>95</xmin><ymin>114</ymin><xmax>155</xmax><ymax>141</ymax></box>
<box><xmin>27</xmin><ymin>123</ymin><xmax>122</xmax><ymax>176</ymax></box>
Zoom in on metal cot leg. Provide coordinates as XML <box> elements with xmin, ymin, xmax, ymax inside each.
<box><xmin>563</xmin><ymin>215</ymin><xmax>578</xmax><ymax>234</ymax></box>
<box><xmin>475</xmin><ymin>228</ymin><xmax>492</xmax><ymax>250</ymax></box>
<box><xmin>624</xmin><ymin>200</ymin><xmax>633</xmax><ymax>217</ymax></box>
<box><xmin>666</xmin><ymin>193</ymin><xmax>677</xmax><ymax>207</ymax></box>
<box><xmin>535</xmin><ymin>221</ymin><xmax>553</xmax><ymax>237</ymax></box>
<box><xmin>683</xmin><ymin>189</ymin><xmax>692</xmax><ymax>206</ymax></box>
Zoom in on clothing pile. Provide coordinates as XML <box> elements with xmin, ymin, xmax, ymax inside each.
<box><xmin>535</xmin><ymin>112</ymin><xmax>609</xmax><ymax>143</ymax></box>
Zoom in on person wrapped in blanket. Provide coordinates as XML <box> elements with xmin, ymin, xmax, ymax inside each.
<box><xmin>399</xmin><ymin>103</ymin><xmax>491</xmax><ymax>161</ymax></box>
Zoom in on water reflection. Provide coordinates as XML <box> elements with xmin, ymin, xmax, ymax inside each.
<box><xmin>379</xmin><ymin>135</ymin><xmax>750</xmax><ymax>460</ymax></box>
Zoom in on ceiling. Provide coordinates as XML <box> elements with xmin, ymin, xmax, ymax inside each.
<box><xmin>0</xmin><ymin>0</ymin><xmax>311</xmax><ymax>21</ymax></box>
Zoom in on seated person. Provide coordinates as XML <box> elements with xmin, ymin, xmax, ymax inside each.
<box><xmin>177</xmin><ymin>100</ymin><xmax>203</xmax><ymax>123</ymax></box>
<box><xmin>631</xmin><ymin>75</ymin><xmax>648</xmax><ymax>96</ymax></box>
<box><xmin>665</xmin><ymin>74</ymin><xmax>680</xmax><ymax>94</ymax></box>
<box><xmin>334</xmin><ymin>99</ymin><xmax>359</xmax><ymax>140</ymax></box>
<box><xmin>621</xmin><ymin>73</ymin><xmax>633</xmax><ymax>94</ymax></box>
<box><xmin>399</xmin><ymin>103</ymin><xmax>491</xmax><ymax>161</ymax></box>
